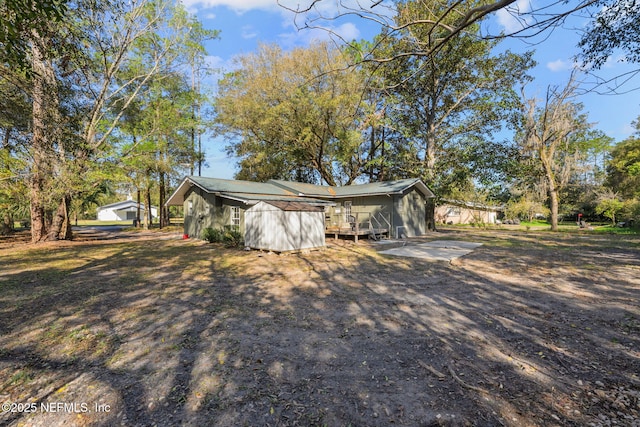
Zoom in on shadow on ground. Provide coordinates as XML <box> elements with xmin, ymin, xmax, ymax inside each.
<box><xmin>0</xmin><ymin>230</ymin><xmax>638</xmax><ymax>426</ymax></box>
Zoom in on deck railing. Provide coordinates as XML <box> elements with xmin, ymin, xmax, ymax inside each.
<box><xmin>325</xmin><ymin>211</ymin><xmax>390</xmax><ymax>233</ymax></box>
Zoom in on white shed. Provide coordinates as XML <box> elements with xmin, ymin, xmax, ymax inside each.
<box><xmin>96</xmin><ymin>200</ymin><xmax>158</xmax><ymax>222</ymax></box>
<box><xmin>244</xmin><ymin>201</ymin><xmax>325</xmax><ymax>252</ymax></box>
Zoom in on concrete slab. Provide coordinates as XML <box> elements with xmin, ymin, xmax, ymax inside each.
<box><xmin>373</xmin><ymin>239</ymin><xmax>404</xmax><ymax>245</ymax></box>
<box><xmin>379</xmin><ymin>240</ymin><xmax>483</xmax><ymax>261</ymax></box>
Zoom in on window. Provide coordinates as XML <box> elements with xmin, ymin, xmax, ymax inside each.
<box><xmin>187</xmin><ymin>200</ymin><xmax>193</xmax><ymax>216</ymax></box>
<box><xmin>231</xmin><ymin>206</ymin><xmax>240</xmax><ymax>229</ymax></box>
<box><xmin>344</xmin><ymin>201</ymin><xmax>352</xmax><ymax>221</ymax></box>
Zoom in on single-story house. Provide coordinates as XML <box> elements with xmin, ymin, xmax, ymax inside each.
<box><xmin>269</xmin><ymin>178</ymin><xmax>436</xmax><ymax>238</ymax></box>
<box><xmin>97</xmin><ymin>200</ymin><xmax>158</xmax><ymax>222</ymax></box>
<box><xmin>165</xmin><ymin>176</ymin><xmax>436</xmax><ymax>249</ymax></box>
<box><xmin>435</xmin><ymin>199</ymin><xmax>503</xmax><ymax>225</ymax></box>
<box><xmin>165</xmin><ymin>176</ymin><xmax>332</xmax><ymax>246</ymax></box>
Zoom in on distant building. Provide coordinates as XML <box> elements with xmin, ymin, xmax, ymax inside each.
<box><xmin>96</xmin><ymin>200</ymin><xmax>158</xmax><ymax>222</ymax></box>
<box><xmin>435</xmin><ymin>199</ymin><xmax>503</xmax><ymax>225</ymax></box>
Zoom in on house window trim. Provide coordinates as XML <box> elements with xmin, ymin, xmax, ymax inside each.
<box><xmin>344</xmin><ymin>201</ymin><xmax>352</xmax><ymax>221</ymax></box>
<box><xmin>230</xmin><ymin>206</ymin><xmax>241</xmax><ymax>229</ymax></box>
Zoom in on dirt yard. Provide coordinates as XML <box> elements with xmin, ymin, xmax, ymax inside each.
<box><xmin>0</xmin><ymin>228</ymin><xmax>638</xmax><ymax>426</ymax></box>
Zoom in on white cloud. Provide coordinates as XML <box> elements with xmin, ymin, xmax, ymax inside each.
<box><xmin>181</xmin><ymin>0</ymin><xmax>390</xmax><ymax>19</ymax></box>
<box><xmin>241</xmin><ymin>25</ymin><xmax>258</xmax><ymax>39</ymax></box>
<box><xmin>334</xmin><ymin>22</ymin><xmax>360</xmax><ymax>42</ymax></box>
<box><xmin>180</xmin><ymin>0</ymin><xmax>280</xmax><ymax>13</ymax></box>
<box><xmin>204</xmin><ymin>55</ymin><xmax>225</xmax><ymax>69</ymax></box>
<box><xmin>277</xmin><ymin>21</ymin><xmax>361</xmax><ymax>48</ymax></box>
<box><xmin>495</xmin><ymin>0</ymin><xmax>533</xmax><ymax>34</ymax></box>
<box><xmin>546</xmin><ymin>59</ymin><xmax>573</xmax><ymax>72</ymax></box>
<box><xmin>602</xmin><ymin>54</ymin><xmax>628</xmax><ymax>69</ymax></box>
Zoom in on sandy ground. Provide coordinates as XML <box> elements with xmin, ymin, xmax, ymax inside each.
<box><xmin>0</xmin><ymin>228</ymin><xmax>638</xmax><ymax>426</ymax></box>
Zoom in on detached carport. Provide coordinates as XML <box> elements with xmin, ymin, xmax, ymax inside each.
<box><xmin>244</xmin><ymin>201</ymin><xmax>326</xmax><ymax>252</ymax></box>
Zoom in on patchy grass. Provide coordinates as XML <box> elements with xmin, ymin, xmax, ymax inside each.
<box><xmin>443</xmin><ymin>221</ymin><xmax>640</xmax><ymax>235</ymax></box>
<box><xmin>1</xmin><ymin>231</ymin><xmax>639</xmax><ymax>426</ymax></box>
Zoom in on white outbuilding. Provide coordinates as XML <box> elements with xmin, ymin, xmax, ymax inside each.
<box><xmin>244</xmin><ymin>201</ymin><xmax>326</xmax><ymax>252</ymax></box>
<box><xmin>96</xmin><ymin>200</ymin><xmax>158</xmax><ymax>222</ymax></box>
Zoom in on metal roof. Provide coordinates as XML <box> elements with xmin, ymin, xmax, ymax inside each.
<box><xmin>269</xmin><ymin>178</ymin><xmax>435</xmax><ymax>199</ymax></box>
<box><xmin>166</xmin><ymin>176</ymin><xmax>435</xmax><ymax>207</ymax></box>
<box><xmin>165</xmin><ymin>176</ymin><xmax>332</xmax><ymax>206</ymax></box>
<box><xmin>439</xmin><ymin>199</ymin><xmax>505</xmax><ymax>211</ymax></box>
<box><xmin>250</xmin><ymin>201</ymin><xmax>325</xmax><ymax>212</ymax></box>
<box><xmin>189</xmin><ymin>176</ymin><xmax>294</xmax><ymax>195</ymax></box>
<box><xmin>97</xmin><ymin>200</ymin><xmax>157</xmax><ymax>211</ymax></box>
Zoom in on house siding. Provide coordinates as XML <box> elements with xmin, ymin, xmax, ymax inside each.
<box><xmin>323</xmin><ymin>191</ymin><xmax>427</xmax><ymax>238</ymax></box>
<box><xmin>325</xmin><ymin>195</ymin><xmax>393</xmax><ymax>233</ymax></box>
<box><xmin>393</xmin><ymin>188</ymin><xmax>427</xmax><ymax>237</ymax></box>
<box><xmin>184</xmin><ymin>188</ymin><xmax>246</xmax><ymax>239</ymax></box>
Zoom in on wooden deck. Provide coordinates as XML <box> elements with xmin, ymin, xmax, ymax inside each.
<box><xmin>325</xmin><ymin>211</ymin><xmax>391</xmax><ymax>243</ymax></box>
<box><xmin>325</xmin><ymin>227</ymin><xmax>389</xmax><ymax>243</ymax></box>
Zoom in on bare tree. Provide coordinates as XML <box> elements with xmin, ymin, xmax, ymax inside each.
<box><xmin>279</xmin><ymin>1</ymin><xmax>598</xmax><ymax>61</ymax></box>
<box><xmin>520</xmin><ymin>76</ymin><xmax>592</xmax><ymax>231</ymax></box>
<box><xmin>279</xmin><ymin>1</ymin><xmax>640</xmax><ymax>94</ymax></box>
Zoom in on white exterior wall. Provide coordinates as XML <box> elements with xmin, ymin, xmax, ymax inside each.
<box><xmin>97</xmin><ymin>203</ymin><xmax>158</xmax><ymax>221</ymax></box>
<box><xmin>245</xmin><ymin>202</ymin><xmax>325</xmax><ymax>252</ymax></box>
<box><xmin>97</xmin><ymin>208</ymin><xmax>124</xmax><ymax>221</ymax></box>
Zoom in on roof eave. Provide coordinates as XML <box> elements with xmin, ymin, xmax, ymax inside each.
<box><xmin>165</xmin><ymin>177</ymin><xmax>201</xmax><ymax>206</ymax></box>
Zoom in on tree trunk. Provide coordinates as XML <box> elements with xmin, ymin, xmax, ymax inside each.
<box><xmin>62</xmin><ymin>196</ymin><xmax>73</xmax><ymax>240</ymax></box>
<box><xmin>548</xmin><ymin>184</ymin><xmax>559</xmax><ymax>231</ymax></box>
<box><xmin>48</xmin><ymin>196</ymin><xmax>73</xmax><ymax>240</ymax></box>
<box><xmin>159</xmin><ymin>171</ymin><xmax>166</xmax><ymax>229</ymax></box>
<box><xmin>542</xmin><ymin>153</ymin><xmax>560</xmax><ymax>231</ymax></box>
<box><xmin>379</xmin><ymin>127</ymin><xmax>386</xmax><ymax>182</ymax></box>
<box><xmin>144</xmin><ymin>185</ymin><xmax>152</xmax><ymax>230</ymax></box>
<box><xmin>423</xmin><ymin>120</ymin><xmax>437</xmax><ymax>183</ymax></box>
<box><xmin>30</xmin><ymin>37</ymin><xmax>54</xmax><ymax>243</ymax></box>
<box><xmin>426</xmin><ymin>198</ymin><xmax>436</xmax><ymax>231</ymax></box>
<box><xmin>29</xmin><ymin>30</ymin><xmax>67</xmax><ymax>242</ymax></box>
<box><xmin>29</xmin><ymin>181</ymin><xmax>47</xmax><ymax>242</ymax></box>
<box><xmin>136</xmin><ymin>189</ymin><xmax>141</xmax><ymax>228</ymax></box>
<box><xmin>369</xmin><ymin>126</ymin><xmax>376</xmax><ymax>181</ymax></box>
<box><xmin>1</xmin><ymin>212</ymin><xmax>13</xmax><ymax>235</ymax></box>
<box><xmin>198</xmin><ymin>132</ymin><xmax>202</xmax><ymax>176</ymax></box>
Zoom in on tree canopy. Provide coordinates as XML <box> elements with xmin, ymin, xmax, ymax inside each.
<box><xmin>215</xmin><ymin>42</ymin><xmax>366</xmax><ymax>186</ymax></box>
<box><xmin>0</xmin><ymin>0</ymin><xmax>217</xmax><ymax>241</ymax></box>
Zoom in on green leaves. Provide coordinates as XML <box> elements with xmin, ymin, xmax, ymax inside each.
<box><xmin>215</xmin><ymin>43</ymin><xmax>367</xmax><ymax>185</ymax></box>
<box><xmin>0</xmin><ymin>0</ymin><xmax>69</xmax><ymax>71</ymax></box>
<box><xmin>376</xmin><ymin>1</ymin><xmax>534</xmax><ymax>195</ymax></box>
<box><xmin>578</xmin><ymin>0</ymin><xmax>640</xmax><ymax>69</ymax></box>
<box><xmin>606</xmin><ymin>132</ymin><xmax>640</xmax><ymax>198</ymax></box>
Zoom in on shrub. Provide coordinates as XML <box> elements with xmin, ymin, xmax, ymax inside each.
<box><xmin>202</xmin><ymin>227</ymin><xmax>223</xmax><ymax>243</ymax></box>
<box><xmin>222</xmin><ymin>229</ymin><xmax>243</xmax><ymax>247</ymax></box>
<box><xmin>202</xmin><ymin>227</ymin><xmax>243</xmax><ymax>247</ymax></box>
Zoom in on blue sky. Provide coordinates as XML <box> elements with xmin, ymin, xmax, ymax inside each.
<box><xmin>181</xmin><ymin>0</ymin><xmax>640</xmax><ymax>180</ymax></box>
